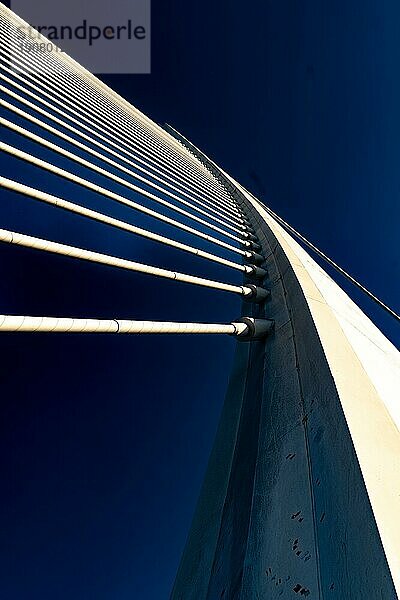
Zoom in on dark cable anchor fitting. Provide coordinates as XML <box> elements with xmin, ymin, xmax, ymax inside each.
<box><xmin>248</xmin><ymin>266</ymin><xmax>268</xmax><ymax>279</ymax></box>
<box><xmin>245</xmin><ymin>251</ymin><xmax>264</xmax><ymax>265</ymax></box>
<box><xmin>232</xmin><ymin>317</ymin><xmax>274</xmax><ymax>341</ymax></box>
<box><xmin>244</xmin><ymin>232</ymin><xmax>258</xmax><ymax>242</ymax></box>
<box><xmin>240</xmin><ymin>240</ymin><xmax>262</xmax><ymax>252</ymax></box>
<box><xmin>243</xmin><ymin>285</ymin><xmax>270</xmax><ymax>303</ymax></box>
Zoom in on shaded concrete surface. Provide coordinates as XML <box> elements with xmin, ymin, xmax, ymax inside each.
<box><xmin>171</xmin><ymin>195</ymin><xmax>398</xmax><ymax>599</ymax></box>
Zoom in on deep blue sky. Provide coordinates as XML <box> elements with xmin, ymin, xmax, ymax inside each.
<box><xmin>1</xmin><ymin>1</ymin><xmax>400</xmax><ymax>599</ymax></box>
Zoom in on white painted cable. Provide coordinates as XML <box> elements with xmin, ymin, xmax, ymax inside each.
<box><xmin>0</xmin><ymin>40</ymin><xmax>231</xmax><ymax>199</ymax></box>
<box><xmin>0</xmin><ymin>82</ymin><xmax>242</xmax><ymax>224</ymax></box>
<box><xmin>0</xmin><ymin>46</ymin><xmax>236</xmax><ymax>212</ymax></box>
<box><xmin>0</xmin><ymin>112</ymin><xmax>245</xmax><ymax>236</ymax></box>
<box><xmin>0</xmin><ymin>177</ymin><xmax>254</xmax><ymax>272</ymax></box>
<box><xmin>0</xmin><ymin>4</ymin><xmax>223</xmax><ymax>190</ymax></box>
<box><xmin>0</xmin><ymin>56</ymin><xmax>235</xmax><ymax>216</ymax></box>
<box><xmin>0</xmin><ymin>27</ymin><xmax>234</xmax><ymax>211</ymax></box>
<box><xmin>0</xmin><ymin>228</ymin><xmax>255</xmax><ymax>296</ymax></box>
<box><xmin>0</xmin><ymin>315</ymin><xmax>248</xmax><ymax>336</ymax></box>
<box><xmin>0</xmin><ymin>142</ymin><xmax>248</xmax><ymax>256</ymax></box>
<box><xmin>0</xmin><ymin>55</ymin><xmax>236</xmax><ymax>212</ymax></box>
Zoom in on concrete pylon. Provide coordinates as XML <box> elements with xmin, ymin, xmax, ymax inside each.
<box><xmin>171</xmin><ymin>183</ymin><xmax>400</xmax><ymax>599</ymax></box>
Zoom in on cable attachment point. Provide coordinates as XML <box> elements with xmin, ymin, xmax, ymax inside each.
<box><xmin>245</xmin><ymin>232</ymin><xmax>258</xmax><ymax>242</ymax></box>
<box><xmin>249</xmin><ymin>241</ymin><xmax>261</xmax><ymax>251</ymax></box>
<box><xmin>242</xmin><ymin>285</ymin><xmax>271</xmax><ymax>303</ymax></box>
<box><xmin>248</xmin><ymin>266</ymin><xmax>268</xmax><ymax>279</ymax></box>
<box><xmin>240</xmin><ymin>240</ymin><xmax>261</xmax><ymax>251</ymax></box>
<box><xmin>245</xmin><ymin>251</ymin><xmax>264</xmax><ymax>265</ymax></box>
<box><xmin>232</xmin><ymin>317</ymin><xmax>274</xmax><ymax>341</ymax></box>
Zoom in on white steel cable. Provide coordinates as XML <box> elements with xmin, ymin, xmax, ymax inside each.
<box><xmin>0</xmin><ymin>177</ymin><xmax>254</xmax><ymax>273</ymax></box>
<box><xmin>0</xmin><ymin>53</ymin><xmax>237</xmax><ymax>212</ymax></box>
<box><xmin>0</xmin><ymin>17</ymin><xmax>234</xmax><ymax>206</ymax></box>
<box><xmin>0</xmin><ymin>68</ymin><xmax>232</xmax><ymax>214</ymax></box>
<box><xmin>0</xmin><ymin>48</ymin><xmax>241</xmax><ymax>226</ymax></box>
<box><xmin>0</xmin><ymin>110</ymin><xmax>245</xmax><ymax>235</ymax></box>
<box><xmin>0</xmin><ymin>118</ymin><xmax>246</xmax><ymax>241</ymax></box>
<box><xmin>0</xmin><ymin>69</ymin><xmax>231</xmax><ymax>209</ymax></box>
<box><xmin>0</xmin><ymin>315</ymin><xmax>248</xmax><ymax>336</ymax></box>
<box><xmin>0</xmin><ymin>24</ymin><xmax>225</xmax><ymax>203</ymax></box>
<box><xmin>0</xmin><ymin>112</ymin><xmax>241</xmax><ymax>237</ymax></box>
<box><xmin>38</xmin><ymin>64</ymin><xmax>230</xmax><ymax>200</ymax></box>
<box><xmin>0</xmin><ymin>228</ymin><xmax>255</xmax><ymax>297</ymax></box>
<box><xmin>0</xmin><ymin>64</ymin><xmax>235</xmax><ymax>217</ymax></box>
<box><xmin>0</xmin><ymin>83</ymin><xmax>242</xmax><ymax>225</ymax></box>
<box><xmin>0</xmin><ymin>4</ymin><xmax>223</xmax><ymax>189</ymax></box>
<box><xmin>0</xmin><ymin>38</ymin><xmax>231</xmax><ymax>199</ymax></box>
<box><xmin>0</xmin><ymin>142</ymin><xmax>248</xmax><ymax>256</ymax></box>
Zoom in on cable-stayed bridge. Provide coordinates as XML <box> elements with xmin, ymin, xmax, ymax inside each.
<box><xmin>1</xmin><ymin>5</ymin><xmax>400</xmax><ymax>598</ymax></box>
